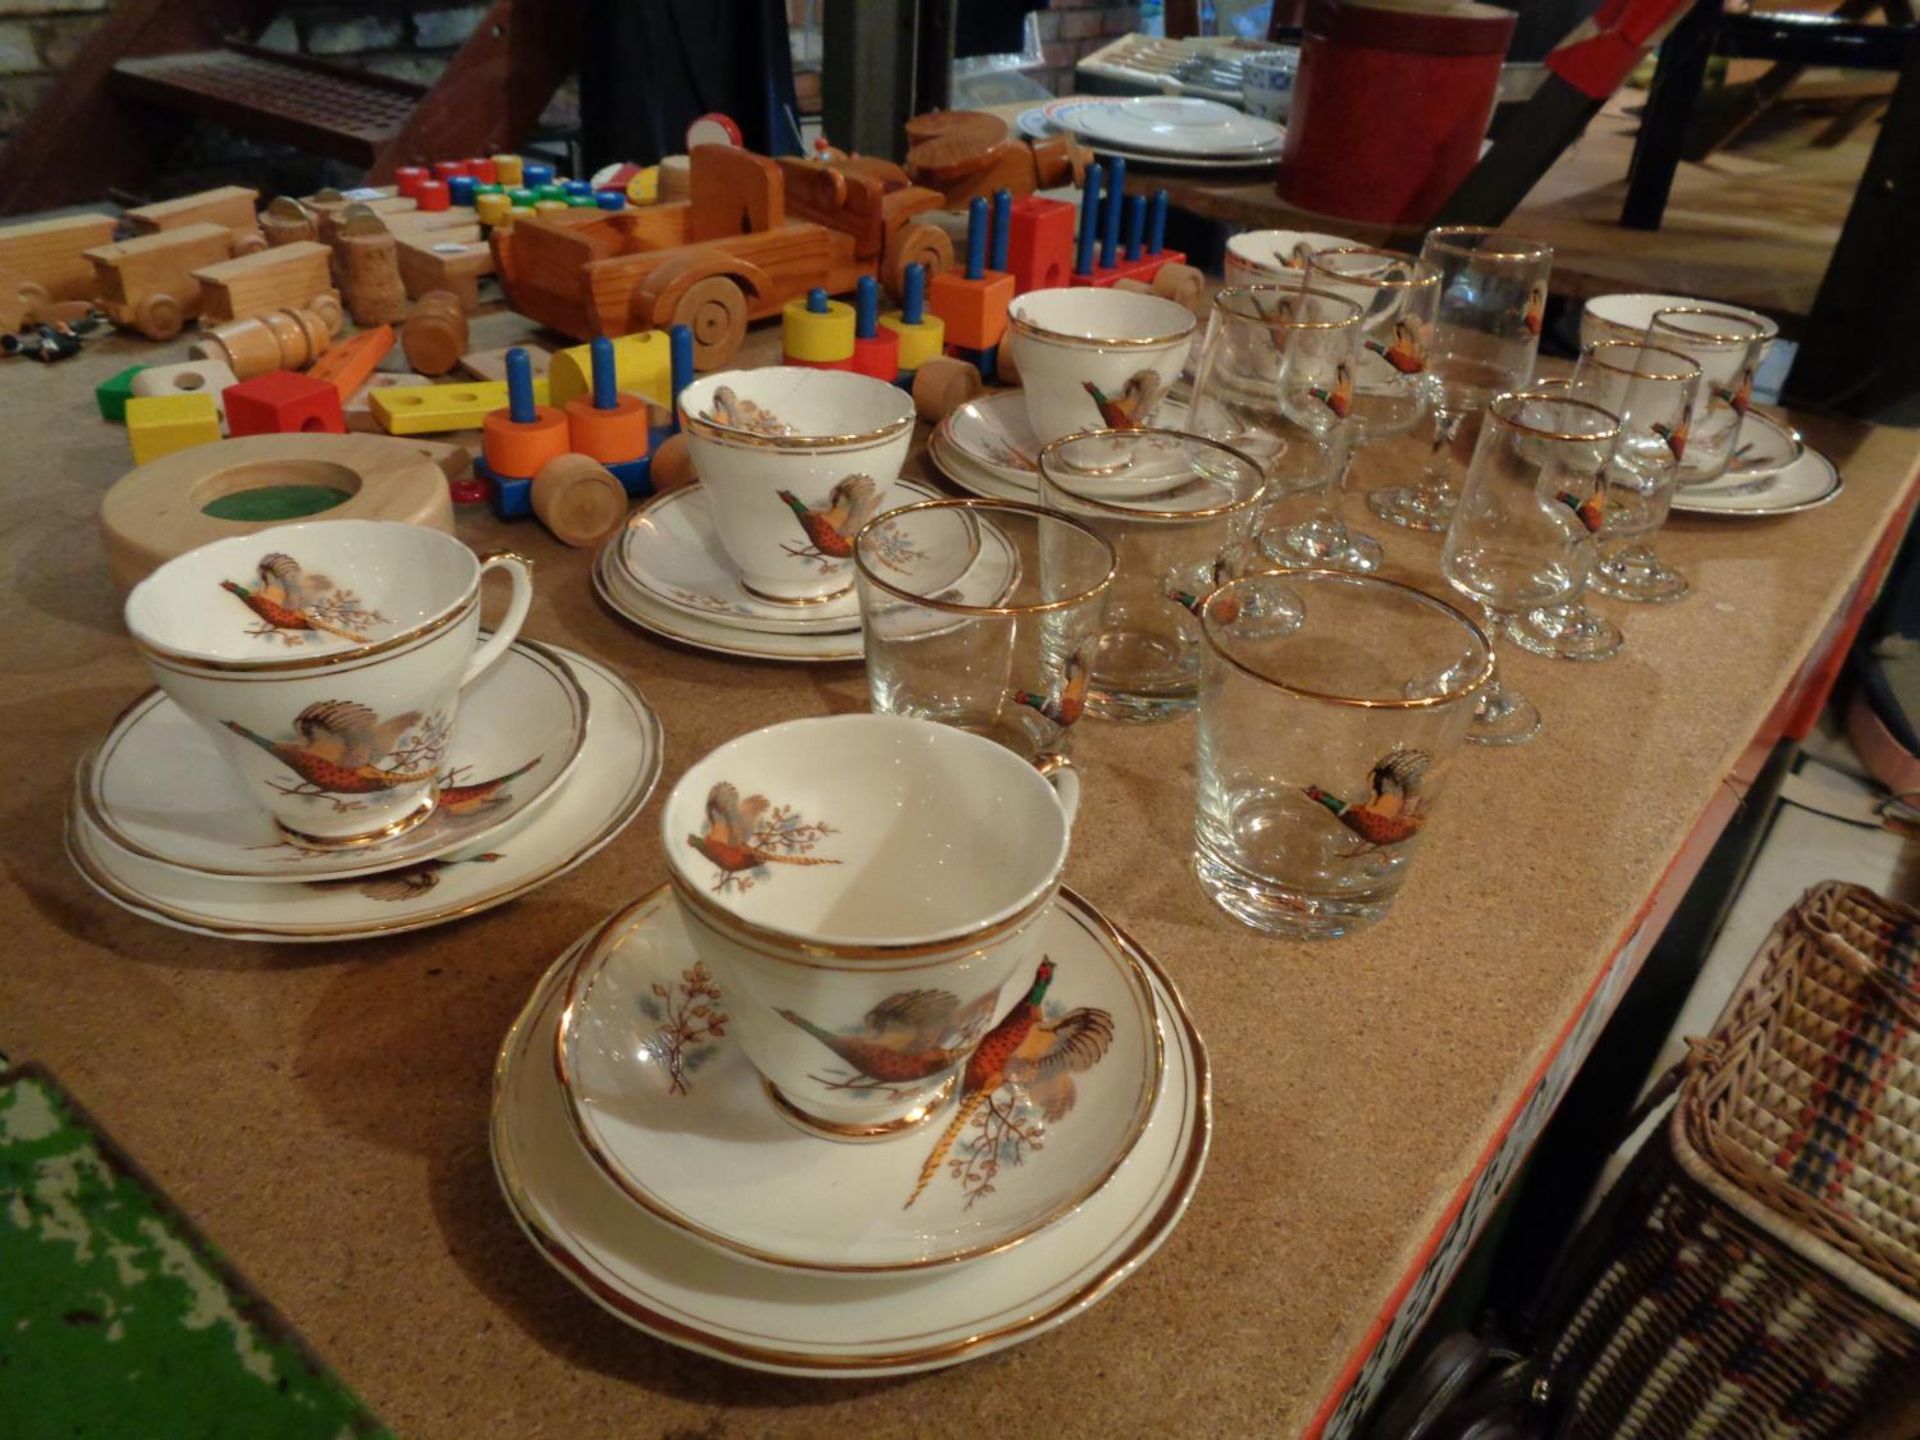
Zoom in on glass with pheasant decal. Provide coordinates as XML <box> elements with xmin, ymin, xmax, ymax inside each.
<box><xmin>1035</xmin><ymin>428</ymin><xmax>1267</xmax><ymax>723</ymax></box>
<box><xmin>1369</xmin><ymin>227</ymin><xmax>1552</xmax><ymax>533</ymax></box>
<box><xmin>1192</xmin><ymin>570</ymin><xmax>1492</xmax><ymax>937</ymax></box>
<box><xmin>1645</xmin><ymin>307</ymin><xmax>1769</xmax><ymax>486</ymax></box>
<box><xmin>1508</xmin><ymin>344</ymin><xmax>1702</xmax><ymax>662</ymax></box>
<box><xmin>854</xmin><ymin>498</ymin><xmax>1116</xmax><ymax>762</ymax></box>
<box><xmin>1184</xmin><ymin>281</ymin><xmax>1368</xmax><ymax>572</ymax></box>
<box><xmin>1440</xmin><ymin>391</ymin><xmax>1619</xmax><ymax>746</ymax></box>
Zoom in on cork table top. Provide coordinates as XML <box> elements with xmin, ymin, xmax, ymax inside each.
<box><xmin>3</xmin><ymin>314</ymin><xmax>1916</xmax><ymax>1438</ymax></box>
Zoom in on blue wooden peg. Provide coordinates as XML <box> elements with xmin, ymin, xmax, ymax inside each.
<box><xmin>505</xmin><ymin>347</ymin><xmax>537</xmax><ymax>424</ymax></box>
<box><xmin>903</xmin><ymin>262</ymin><xmax>926</xmax><ymax>324</ymax></box>
<box><xmin>965</xmin><ymin>196</ymin><xmax>987</xmax><ymax>280</ymax></box>
<box><xmin>668</xmin><ymin>323</ymin><xmax>695</xmax><ymax>433</ymax></box>
<box><xmin>990</xmin><ymin>188</ymin><xmax>1011</xmax><ymax>272</ymax></box>
<box><xmin>1076</xmin><ymin>162</ymin><xmax>1103</xmax><ymax>276</ymax></box>
<box><xmin>1101</xmin><ymin>156</ymin><xmax>1126</xmax><ymax>270</ymax></box>
<box><xmin>1148</xmin><ymin>189</ymin><xmax>1168</xmax><ymax>254</ymax></box>
<box><xmin>590</xmin><ymin>335</ymin><xmax>618</xmax><ymax>411</ymax></box>
<box><xmin>1125</xmin><ymin>195</ymin><xmax>1146</xmax><ymax>261</ymax></box>
<box><xmin>595</xmin><ymin>190</ymin><xmax>625</xmax><ymax>210</ymax></box>
<box><xmin>807</xmin><ymin>287</ymin><xmax>830</xmax><ymax>314</ymax></box>
<box><xmin>856</xmin><ymin>275</ymin><xmax>879</xmax><ymax>339</ymax></box>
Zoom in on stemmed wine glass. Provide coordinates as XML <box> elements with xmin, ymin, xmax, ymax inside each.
<box><xmin>1440</xmin><ymin>389</ymin><xmax>1619</xmax><ymax>746</ymax></box>
<box><xmin>1186</xmin><ymin>281</ymin><xmax>1366</xmax><ymax>570</ymax></box>
<box><xmin>1302</xmin><ymin>245</ymin><xmax>1442</xmax><ymax>571</ymax></box>
<box><xmin>1509</xmin><ymin>341</ymin><xmax>1703</xmax><ymax>658</ymax></box>
<box><xmin>1371</xmin><ymin>227</ymin><xmax>1553</xmax><ymax>533</ymax></box>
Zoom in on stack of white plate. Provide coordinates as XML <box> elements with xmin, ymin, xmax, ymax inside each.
<box><xmin>494</xmin><ymin>883</ymin><xmax>1212</xmax><ymax>1375</ymax></box>
<box><xmin>1025</xmin><ymin>95</ymin><xmax>1284</xmax><ymax>171</ymax></box>
<box><xmin>67</xmin><ymin>642</ymin><xmax>663</xmax><ymax>943</ymax></box>
<box><xmin>929</xmin><ymin>392</ymin><xmax>1193</xmax><ymax>502</ymax></box>
<box><xmin>594</xmin><ymin>477</ymin><xmax>1020</xmax><ymax>664</ymax></box>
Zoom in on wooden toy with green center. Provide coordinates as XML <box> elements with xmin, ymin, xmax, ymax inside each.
<box><xmin>479</xmin><ymin>348</ymin><xmax>570</xmax><ymax>520</ymax></box>
<box><xmin>489</xmin><ymin>144</ymin><xmax>950</xmax><ymax>372</ymax></box>
<box><xmin>928</xmin><ymin>193</ymin><xmax>1016</xmax><ymax>383</ymax></box>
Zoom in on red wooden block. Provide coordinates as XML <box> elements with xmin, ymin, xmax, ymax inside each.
<box><xmin>851</xmin><ymin>329</ymin><xmax>901</xmax><ymax>383</ymax></box>
<box><xmin>1006</xmin><ymin>196</ymin><xmax>1076</xmax><ymax>295</ymax></box>
<box><xmin>223</xmin><ymin>370</ymin><xmax>346</xmax><ymax>436</ymax></box>
<box><xmin>785</xmin><ymin>354</ymin><xmax>855</xmax><ymax>372</ymax></box>
<box><xmin>926</xmin><ymin>269</ymin><xmax>1015</xmax><ymax>352</ymax></box>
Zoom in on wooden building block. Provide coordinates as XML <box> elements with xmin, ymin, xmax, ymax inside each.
<box><xmin>336</xmin><ymin>217</ymin><xmax>407</xmax><ymax>326</ymax></box>
<box><xmin>126</xmin><ymin>393</ymin><xmax>220</xmax><ymax>464</ymax></box>
<box><xmin>926</xmin><ymin>269</ymin><xmax>1015</xmax><ymax>351</ymax></box>
<box><xmin>192</xmin><ymin>306</ymin><xmax>334</xmax><ymax>380</ymax></box>
<box><xmin>260</xmin><ymin>197</ymin><xmax>317</xmax><ymax>248</ymax></box>
<box><xmin>96</xmin><ymin>364</ymin><xmax>147</xmax><ymax>423</ymax></box>
<box><xmin>132</xmin><ymin>360</ymin><xmax>240</xmax><ymax>423</ymax></box>
<box><xmin>370</xmin><ymin>376</ymin><xmax>552</xmax><ymax>434</ymax></box>
<box><xmin>126</xmin><ymin>186</ymin><xmax>263</xmax><ymax>252</ymax></box>
<box><xmin>400</xmin><ymin>291</ymin><xmax>468</xmax><ymax>377</ymax></box>
<box><xmin>191</xmin><ymin>242</ymin><xmax>338</xmax><ymax>326</ymax></box>
<box><xmin>546</xmin><ymin>331</ymin><xmax>671</xmax><ymax>409</ymax></box>
<box><xmin>85</xmin><ymin>223</ymin><xmax>234</xmax><ymax>340</ymax></box>
<box><xmin>225</xmin><ymin>370</ymin><xmax>346</xmax><ymax>436</ymax></box>
<box><xmin>306</xmin><ymin>324</ymin><xmax>395</xmax><ymax>400</ymax></box>
<box><xmin>344</xmin><ymin>372</ymin><xmax>431</xmax><ymax>432</ymax></box>
<box><xmin>457</xmin><ymin>343</ymin><xmax>550</xmax><ymax>383</ymax></box>
<box><xmin>394</xmin><ymin>231</ymin><xmax>492</xmax><ymax>309</ymax></box>
<box><xmin>531</xmin><ymin>454</ymin><xmax>628</xmax><ymax>547</ymax></box>
<box><xmin>0</xmin><ymin>213</ymin><xmax>117</xmax><ymax>302</ymax></box>
<box><xmin>1006</xmin><ymin>196</ymin><xmax>1076</xmax><ymax>295</ymax></box>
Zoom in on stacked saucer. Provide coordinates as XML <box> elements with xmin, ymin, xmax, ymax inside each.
<box><xmin>70</xmin><ymin>641</ymin><xmax>664</xmax><ymax>942</ymax></box>
<box><xmin>931</xmin><ymin>392</ymin><xmax>1192</xmax><ymax>503</ymax></box>
<box><xmin>494</xmin><ymin>882</ymin><xmax>1210</xmax><ymax>1375</ymax></box>
<box><xmin>595</xmin><ymin>477</ymin><xmax>1023</xmax><ymax>662</ymax></box>
<box><xmin>1029</xmin><ymin>96</ymin><xmax>1284</xmax><ymax>171</ymax></box>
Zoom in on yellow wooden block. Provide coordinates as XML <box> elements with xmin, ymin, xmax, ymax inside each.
<box><xmin>126</xmin><ymin>393</ymin><xmax>222</xmax><ymax>464</ymax></box>
<box><xmin>626</xmin><ymin>167</ymin><xmax>659</xmax><ymax>205</ymax></box>
<box><xmin>547</xmin><ymin>330</ymin><xmax>672</xmax><ymax>410</ymax></box>
<box><xmin>369</xmin><ymin>376</ymin><xmax>552</xmax><ymax>434</ymax></box>
<box><xmin>782</xmin><ymin>297</ymin><xmax>856</xmax><ymax>363</ymax></box>
<box><xmin>879</xmin><ymin>312</ymin><xmax>946</xmax><ymax>373</ymax></box>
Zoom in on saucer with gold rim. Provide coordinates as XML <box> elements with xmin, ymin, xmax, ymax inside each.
<box><xmin>555</xmin><ymin>884</ymin><xmax>1163</xmax><ymax>1275</ymax></box>
<box><xmin>493</xmin><ymin>888</ymin><xmax>1209</xmax><ymax>1375</ymax></box>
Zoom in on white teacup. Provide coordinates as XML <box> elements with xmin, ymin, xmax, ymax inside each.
<box><xmin>678</xmin><ymin>367</ymin><xmax>916</xmax><ymax>604</ymax></box>
<box><xmin>661</xmin><ymin>714</ymin><xmax>1080</xmax><ymax>1139</ymax></box>
<box><xmin>124</xmin><ymin>519</ymin><xmax>532</xmax><ymax>848</ymax></box>
<box><xmin>1223</xmin><ymin>228</ymin><xmax>1361</xmax><ymax>286</ymax></box>
<box><xmin>1578</xmin><ymin>292</ymin><xmax>1778</xmax><ymax>362</ymax></box>
<box><xmin>1007</xmin><ymin>287</ymin><xmax>1196</xmax><ymax>450</ymax></box>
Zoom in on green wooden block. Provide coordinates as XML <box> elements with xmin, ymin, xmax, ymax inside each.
<box><xmin>95</xmin><ymin>364</ymin><xmax>147</xmax><ymax>424</ymax></box>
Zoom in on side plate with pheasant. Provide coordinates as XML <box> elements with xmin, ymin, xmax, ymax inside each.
<box><xmin>557</xmin><ymin>884</ymin><xmax>1164</xmax><ymax>1274</ymax></box>
<box><xmin>78</xmin><ymin>642</ymin><xmax>590</xmax><ymax>882</ymax></box>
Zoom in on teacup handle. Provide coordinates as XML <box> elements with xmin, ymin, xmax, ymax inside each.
<box><xmin>461</xmin><ymin>551</ymin><xmax>534</xmax><ymax>688</ymax></box>
<box><xmin>1032</xmin><ymin>753</ymin><xmax>1080</xmax><ymax>829</ymax></box>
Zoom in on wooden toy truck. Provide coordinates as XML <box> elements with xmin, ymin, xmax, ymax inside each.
<box><xmin>86</xmin><ymin>222</ymin><xmax>249</xmax><ymax>339</ymax></box>
<box><xmin>491</xmin><ymin>145</ymin><xmax>951</xmax><ymax>371</ymax></box>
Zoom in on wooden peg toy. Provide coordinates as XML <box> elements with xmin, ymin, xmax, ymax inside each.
<box><xmin>132</xmin><ymin>360</ymin><xmax>240</xmax><ymax>423</ymax></box>
<box><xmin>84</xmin><ymin>223</ymin><xmax>234</xmax><ymax>340</ymax></box>
<box><xmin>191</xmin><ymin>241</ymin><xmax>338</xmax><ymax>327</ymax></box>
<box><xmin>464</xmin><ymin>157</ymin><xmax>497</xmax><ymax>183</ymax></box>
<box><xmin>912</xmin><ymin>354</ymin><xmax>984</xmax><ymax>423</ymax></box>
<box><xmin>416</xmin><ymin>181</ymin><xmax>451</xmax><ymax>213</ymax></box>
<box><xmin>0</xmin><ymin>212</ymin><xmax>117</xmax><ymax>302</ymax></box>
<box><xmin>546</xmin><ymin>329</ymin><xmax>670</xmax><ymax>411</ymax></box>
<box><xmin>401</xmin><ymin>291</ymin><xmax>468</xmax><ymax>376</ymax></box>
<box><xmin>126</xmin><ymin>392</ymin><xmax>221</xmax><ymax>464</ymax></box>
<box><xmin>369</xmin><ymin>375</ymin><xmax>551</xmax><ymax>434</ymax></box>
<box><xmin>126</xmin><ymin>186</ymin><xmax>263</xmax><ymax>253</ymax></box>
<box><xmin>877</xmin><ymin>262</ymin><xmax>945</xmax><ymax>378</ymax></box>
<box><xmin>523</xmin><ymin>161</ymin><xmax>556</xmax><ymax>187</ymax></box>
<box><xmin>305</xmin><ymin>323</ymin><xmax>395</xmax><ymax>400</ymax></box>
<box><xmin>492</xmin><ymin>154</ymin><xmax>525</xmax><ymax>187</ymax></box>
<box><xmin>394</xmin><ymin>167</ymin><xmax>429</xmax><ymax>199</ymax></box>
<box><xmin>344</xmin><ymin>372</ymin><xmax>431</xmax><ymax>433</ymax></box>
<box><xmin>782</xmin><ymin>286</ymin><xmax>856</xmax><ymax>370</ymax></box>
<box><xmin>564</xmin><ymin>335</ymin><xmax>652</xmax><ymax>496</ymax></box>
<box><xmin>475</xmin><ymin>192</ymin><xmax>513</xmax><ymax>229</ymax></box>
<box><xmin>479</xmin><ymin>347</ymin><xmax>570</xmax><ymax>518</ymax></box>
<box><xmin>96</xmin><ymin>365</ymin><xmax>147</xmax><ymax>423</ymax></box>
<box><xmin>224</xmin><ymin>370</ymin><xmax>346</xmax><ymax>437</ymax></box>
<box><xmin>448</xmin><ymin>176</ymin><xmax>479</xmax><ymax>208</ymax></box>
<box><xmin>927</xmin><ymin>194</ymin><xmax>1014</xmax><ymax>372</ymax></box>
<box><xmin>850</xmin><ymin>275</ymin><xmax>900</xmax><ymax>383</ymax></box>
<box><xmin>531</xmin><ymin>453</ymin><xmax>629</xmax><ymax>547</ymax></box>
<box><xmin>261</xmin><ymin>197</ymin><xmax>318</xmax><ymax>248</ymax></box>
<box><xmin>191</xmin><ymin>305</ymin><xmax>335</xmax><ymax>380</ymax></box>
<box><xmin>1006</xmin><ymin>195</ymin><xmax>1074</xmax><ymax>295</ymax></box>
<box><xmin>1069</xmin><ymin>171</ymin><xmax>1186</xmax><ymax>288</ymax></box>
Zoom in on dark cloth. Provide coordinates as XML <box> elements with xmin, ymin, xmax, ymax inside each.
<box><xmin>579</xmin><ymin>0</ymin><xmax>803</xmax><ymax>168</ymax></box>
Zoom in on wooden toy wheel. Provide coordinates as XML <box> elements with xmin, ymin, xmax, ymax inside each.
<box><xmin>671</xmin><ymin>275</ymin><xmax>747</xmax><ymax>371</ymax></box>
<box><xmin>881</xmin><ymin>223</ymin><xmax>954</xmax><ymax>301</ymax></box>
<box><xmin>133</xmin><ymin>292</ymin><xmax>186</xmax><ymax>341</ymax></box>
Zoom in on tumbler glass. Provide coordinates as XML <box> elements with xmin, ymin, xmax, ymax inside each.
<box><xmin>1371</xmin><ymin>226</ymin><xmax>1553</xmax><ymax>532</ymax></box>
<box><xmin>1036</xmin><ymin>427</ymin><xmax>1268</xmax><ymax>723</ymax></box>
<box><xmin>1440</xmin><ymin>390</ymin><xmax>1618</xmax><ymax>746</ymax></box>
<box><xmin>1647</xmin><ymin>307</ymin><xmax>1768</xmax><ymax>485</ymax></box>
<box><xmin>1193</xmin><ymin>569</ymin><xmax>1492</xmax><ymax>938</ymax></box>
<box><xmin>854</xmin><ymin>498</ymin><xmax>1116</xmax><ymax>761</ymax></box>
<box><xmin>1184</xmin><ymin>281</ymin><xmax>1366</xmax><ymax>570</ymax></box>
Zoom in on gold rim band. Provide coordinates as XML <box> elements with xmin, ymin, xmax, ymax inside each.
<box><xmin>1647</xmin><ymin>305</ymin><xmax>1772</xmax><ymax>346</ymax></box>
<box><xmin>1007</xmin><ymin>301</ymin><xmax>1196</xmax><ymax>350</ymax></box>
<box><xmin>274</xmin><ymin>791</ymin><xmax>438</xmax><ymax>850</ymax></box>
<box><xmin>545</xmin><ymin>885</ymin><xmax>1170</xmax><ymax>1277</ymax></box>
<box><xmin>1201</xmin><ymin>568</ymin><xmax>1495</xmax><ymax>709</ymax></box>
<box><xmin>763</xmin><ymin>1074</ymin><xmax>957</xmax><ymax>1143</ymax></box>
<box><xmin>1578</xmin><ymin>340</ymin><xmax>1702</xmax><ymax>384</ymax></box>
<box><xmin>738</xmin><ymin>577</ymin><xmax>853</xmax><ymax>607</ymax></box>
<box><xmin>679</xmin><ymin>405</ymin><xmax>914</xmax><ymax>453</ymax></box>
<box><xmin>135</xmin><ymin>591</ymin><xmax>480</xmax><ymax>677</ymax></box>
<box><xmin>1306</xmin><ymin>246</ymin><xmax>1439</xmax><ymax>292</ymax></box>
<box><xmin>852</xmin><ymin>498</ymin><xmax>1117</xmax><ymax>617</ymax></box>
<box><xmin>1486</xmin><ymin>390</ymin><xmax>1621</xmax><ymax>442</ymax></box>
<box><xmin>1214</xmin><ymin>282</ymin><xmax>1364</xmax><ymax>331</ymax></box>
<box><xmin>1420</xmin><ymin>225</ymin><xmax>1553</xmax><ymax>265</ymax></box>
<box><xmin>1035</xmin><ymin>427</ymin><xmax>1268</xmax><ymax>520</ymax></box>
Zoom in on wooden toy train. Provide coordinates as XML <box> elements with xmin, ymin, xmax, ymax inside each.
<box><xmin>489</xmin><ymin>146</ymin><xmax>956</xmax><ymax>372</ymax></box>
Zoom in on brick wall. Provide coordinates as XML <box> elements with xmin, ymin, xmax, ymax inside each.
<box><xmin>0</xmin><ymin>0</ymin><xmax>112</xmax><ymax>143</ymax></box>
<box><xmin>1036</xmin><ymin>0</ymin><xmax>1142</xmax><ymax>96</ymax></box>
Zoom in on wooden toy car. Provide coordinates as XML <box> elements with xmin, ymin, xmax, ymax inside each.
<box><xmin>85</xmin><ymin>223</ymin><xmax>250</xmax><ymax>340</ymax></box>
<box><xmin>491</xmin><ymin>145</ymin><xmax>950</xmax><ymax>371</ymax></box>
<box><xmin>125</xmin><ymin>186</ymin><xmax>265</xmax><ymax>255</ymax></box>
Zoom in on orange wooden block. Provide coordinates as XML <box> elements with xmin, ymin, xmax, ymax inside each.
<box><xmin>925</xmin><ymin>269</ymin><xmax>1014</xmax><ymax>351</ymax></box>
<box><xmin>305</xmin><ymin>325</ymin><xmax>395</xmax><ymax>399</ymax></box>
<box><xmin>483</xmin><ymin>405</ymin><xmax>570</xmax><ymax>479</ymax></box>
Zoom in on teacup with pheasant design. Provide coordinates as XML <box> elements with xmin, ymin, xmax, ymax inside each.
<box><xmin>662</xmin><ymin>714</ymin><xmax>1080</xmax><ymax>1140</ymax></box>
<box><xmin>1007</xmin><ymin>287</ymin><xmax>1198</xmax><ymax>451</ymax></box>
<box><xmin>124</xmin><ymin>519</ymin><xmax>532</xmax><ymax>848</ymax></box>
<box><xmin>678</xmin><ymin>367</ymin><xmax>916</xmax><ymax>605</ymax></box>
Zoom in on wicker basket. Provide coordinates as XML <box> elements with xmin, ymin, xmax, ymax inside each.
<box><xmin>1544</xmin><ymin>882</ymin><xmax>1920</xmax><ymax>1440</ymax></box>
